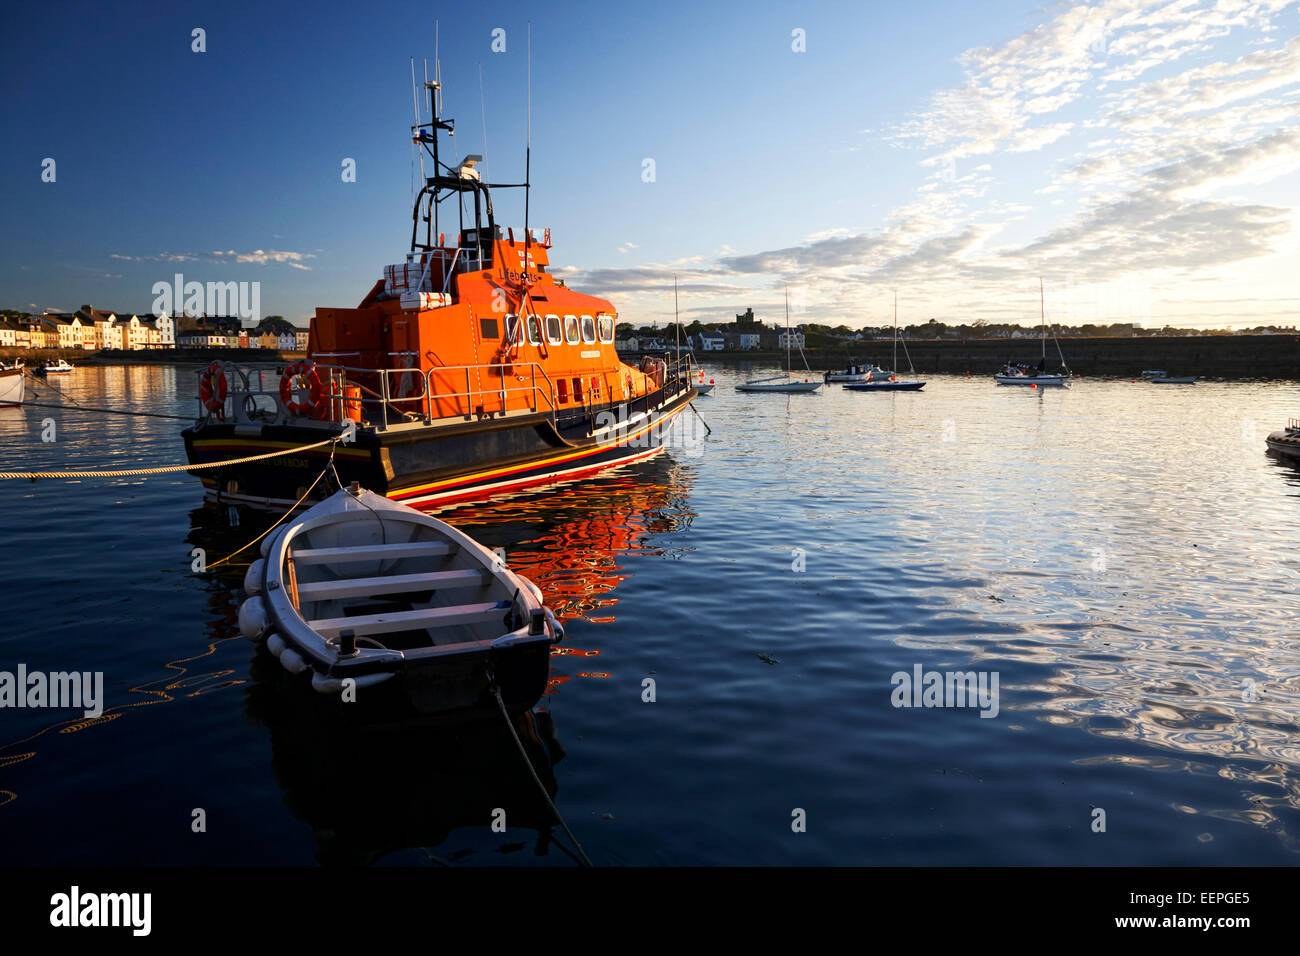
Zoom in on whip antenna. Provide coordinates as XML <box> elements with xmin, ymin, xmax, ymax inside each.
<box><xmin>479</xmin><ymin>61</ymin><xmax>489</xmax><ymax>183</ymax></box>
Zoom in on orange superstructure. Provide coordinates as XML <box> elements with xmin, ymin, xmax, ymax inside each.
<box><xmin>182</xmin><ymin>66</ymin><xmax>698</xmax><ymax>511</ymax></box>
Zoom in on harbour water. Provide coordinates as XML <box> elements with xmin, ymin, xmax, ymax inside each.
<box><xmin>1</xmin><ymin>364</ymin><xmax>1299</xmax><ymax>865</ymax></box>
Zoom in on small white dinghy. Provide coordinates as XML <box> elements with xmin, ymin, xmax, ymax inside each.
<box><xmin>238</xmin><ymin>483</ymin><xmax>563</xmax><ymax>716</ymax></box>
<box><xmin>0</xmin><ymin>364</ymin><xmax>24</xmax><ymax>406</ymax></box>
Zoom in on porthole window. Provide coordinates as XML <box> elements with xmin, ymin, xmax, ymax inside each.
<box><xmin>504</xmin><ymin>314</ymin><xmax>521</xmax><ymax>345</ymax></box>
<box><xmin>564</xmin><ymin>315</ymin><xmax>580</xmax><ymax>345</ymax></box>
<box><xmin>526</xmin><ymin>315</ymin><xmax>542</xmax><ymax>345</ymax></box>
<box><xmin>597</xmin><ymin>316</ymin><xmax>615</xmax><ymax>343</ymax></box>
<box><xmin>545</xmin><ymin>314</ymin><xmax>563</xmax><ymax>345</ymax></box>
<box><xmin>580</xmin><ymin>315</ymin><xmax>597</xmax><ymax>344</ymax></box>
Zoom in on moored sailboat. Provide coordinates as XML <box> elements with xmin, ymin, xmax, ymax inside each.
<box><xmin>844</xmin><ymin>292</ymin><xmax>925</xmax><ymax>392</ymax></box>
<box><xmin>736</xmin><ymin>288</ymin><xmax>822</xmax><ymax>393</ymax></box>
<box><xmin>995</xmin><ymin>279</ymin><xmax>1071</xmax><ymax>387</ymax></box>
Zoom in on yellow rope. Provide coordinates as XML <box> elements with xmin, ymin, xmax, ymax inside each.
<box><xmin>206</xmin><ymin>456</ymin><xmax>335</xmax><ymax>570</ymax></box>
<box><xmin>0</xmin><ymin>437</ymin><xmax>340</xmax><ymax>480</ymax></box>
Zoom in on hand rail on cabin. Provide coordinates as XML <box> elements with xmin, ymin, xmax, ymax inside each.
<box><xmin>200</xmin><ymin>359</ymin><xmax>562</xmax><ymax>431</ymax></box>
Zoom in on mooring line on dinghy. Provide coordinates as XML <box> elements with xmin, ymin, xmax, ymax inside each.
<box><xmin>0</xmin><ymin>436</ymin><xmax>342</xmax><ymax>480</ymax></box>
<box><xmin>205</xmin><ymin>444</ymin><xmax>340</xmax><ymax>571</ymax></box>
<box><xmin>489</xmin><ymin>677</ymin><xmax>594</xmax><ymax>867</ymax></box>
<box><xmin>687</xmin><ymin>401</ymin><xmax>712</xmax><ymax>436</ymax></box>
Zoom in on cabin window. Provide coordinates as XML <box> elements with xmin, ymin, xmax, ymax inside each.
<box><xmin>573</xmin><ymin>377</ymin><xmax>585</xmax><ymax>402</ymax></box>
<box><xmin>526</xmin><ymin>315</ymin><xmax>542</xmax><ymax>345</ymax></box>
<box><xmin>564</xmin><ymin>315</ymin><xmax>580</xmax><ymax>345</ymax></box>
<box><xmin>504</xmin><ymin>314</ymin><xmax>521</xmax><ymax>344</ymax></box>
<box><xmin>598</xmin><ymin>316</ymin><xmax>615</xmax><ymax>343</ymax></box>
<box><xmin>545</xmin><ymin>314</ymin><xmax>563</xmax><ymax>345</ymax></box>
<box><xmin>580</xmin><ymin>315</ymin><xmax>597</xmax><ymax>344</ymax></box>
<box><xmin>479</xmin><ymin>317</ymin><xmax>499</xmax><ymax>339</ymax></box>
<box><xmin>557</xmin><ymin>378</ymin><xmax>568</xmax><ymax>403</ymax></box>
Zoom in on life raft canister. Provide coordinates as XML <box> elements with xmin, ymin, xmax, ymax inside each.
<box><xmin>279</xmin><ymin>360</ymin><xmax>323</xmax><ymax>416</ymax></box>
<box><xmin>199</xmin><ymin>361</ymin><xmax>228</xmax><ymax>413</ymax></box>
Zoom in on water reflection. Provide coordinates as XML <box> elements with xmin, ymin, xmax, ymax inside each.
<box><xmin>184</xmin><ymin>454</ymin><xmax>694</xmax><ymax>862</ymax></box>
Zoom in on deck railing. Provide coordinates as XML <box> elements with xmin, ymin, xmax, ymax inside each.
<box><xmin>194</xmin><ymin>354</ymin><xmax>694</xmax><ymax>432</ymax></box>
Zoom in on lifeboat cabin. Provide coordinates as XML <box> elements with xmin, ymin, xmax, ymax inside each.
<box><xmin>183</xmin><ymin>94</ymin><xmax>697</xmax><ymax>509</ymax></box>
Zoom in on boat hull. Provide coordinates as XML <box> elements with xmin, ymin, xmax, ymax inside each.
<box><xmin>736</xmin><ymin>382</ymin><xmax>822</xmax><ymax>393</ymax></box>
<box><xmin>183</xmin><ymin>384</ymin><xmax>696</xmax><ymax>510</ymax></box>
<box><xmin>0</xmin><ymin>369</ymin><xmax>23</xmax><ymax>406</ymax></box>
<box><xmin>843</xmin><ymin>381</ymin><xmax>925</xmax><ymax>392</ymax></box>
<box><xmin>995</xmin><ymin>375</ymin><xmax>1071</xmax><ymax>387</ymax></box>
<box><xmin>1266</xmin><ymin>432</ymin><xmax>1300</xmax><ymax>461</ymax></box>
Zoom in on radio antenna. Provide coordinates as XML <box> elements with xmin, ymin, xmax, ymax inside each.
<box><xmin>478</xmin><ymin>61</ymin><xmax>489</xmax><ymax>183</ymax></box>
<box><xmin>523</xmin><ymin>22</ymin><xmax>532</xmax><ymax>289</ymax></box>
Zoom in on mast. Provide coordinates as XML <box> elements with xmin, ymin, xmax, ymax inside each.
<box><xmin>893</xmin><ymin>290</ymin><xmax>898</xmax><ymax>374</ymax></box>
<box><xmin>674</xmin><ymin>273</ymin><xmax>681</xmax><ymax>368</ymax></box>
<box><xmin>1040</xmin><ymin>276</ymin><xmax>1046</xmax><ymax>362</ymax></box>
<box><xmin>784</xmin><ymin>289</ymin><xmax>791</xmax><ymax>374</ymax></box>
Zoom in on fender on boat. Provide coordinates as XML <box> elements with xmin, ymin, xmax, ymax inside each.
<box><xmin>238</xmin><ymin>597</ymin><xmax>269</xmax><ymax>640</ymax></box>
<box><xmin>243</xmin><ymin>558</ymin><xmax>266</xmax><ymax>596</ymax></box>
<box><xmin>266</xmin><ymin>632</ymin><xmax>287</xmax><ymax>658</ymax></box>
<box><xmin>310</xmin><ymin>671</ymin><xmax>395</xmax><ymax>695</ymax></box>
<box><xmin>279</xmin><ymin>647</ymin><xmax>308</xmax><ymax>674</ymax></box>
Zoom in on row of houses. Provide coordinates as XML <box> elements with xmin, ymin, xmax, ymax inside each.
<box><xmin>0</xmin><ymin>307</ymin><xmax>175</xmax><ymax>350</ymax></box>
<box><xmin>0</xmin><ymin>307</ymin><xmax>309</xmax><ymax>352</ymax></box>
<box><xmin>173</xmin><ymin>315</ymin><xmax>309</xmax><ymax>351</ymax></box>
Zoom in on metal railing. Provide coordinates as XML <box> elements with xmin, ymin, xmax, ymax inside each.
<box><xmin>193</xmin><ymin>359</ymin><xmax>561</xmax><ymax>431</ymax></box>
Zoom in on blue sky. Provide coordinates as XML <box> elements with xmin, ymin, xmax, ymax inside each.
<box><xmin>2</xmin><ymin>0</ymin><xmax>1298</xmax><ymax>329</ymax></box>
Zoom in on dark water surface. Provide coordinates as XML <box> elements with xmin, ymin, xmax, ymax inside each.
<box><xmin>2</xmin><ymin>363</ymin><xmax>1299</xmax><ymax>865</ymax></box>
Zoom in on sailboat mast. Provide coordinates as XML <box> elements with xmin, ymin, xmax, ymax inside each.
<box><xmin>1040</xmin><ymin>277</ymin><xmax>1046</xmax><ymax>362</ymax></box>
<box><xmin>893</xmin><ymin>290</ymin><xmax>898</xmax><ymax>374</ymax></box>
<box><xmin>674</xmin><ymin>273</ymin><xmax>681</xmax><ymax>369</ymax></box>
<box><xmin>785</xmin><ymin>287</ymin><xmax>792</xmax><ymax>375</ymax></box>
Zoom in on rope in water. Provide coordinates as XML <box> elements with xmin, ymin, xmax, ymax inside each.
<box><xmin>0</xmin><ymin>437</ymin><xmax>341</xmax><ymax>480</ymax></box>
<box><xmin>490</xmin><ymin>682</ymin><xmax>594</xmax><ymax>867</ymax></box>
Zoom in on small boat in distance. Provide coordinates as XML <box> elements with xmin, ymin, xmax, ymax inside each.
<box><xmin>736</xmin><ymin>288</ymin><xmax>822</xmax><ymax>393</ymax></box>
<box><xmin>844</xmin><ymin>292</ymin><xmax>925</xmax><ymax>392</ymax></box>
<box><xmin>694</xmin><ymin>375</ymin><xmax>715</xmax><ymax>395</ymax></box>
<box><xmin>1265</xmin><ymin>419</ymin><xmax>1300</xmax><ymax>462</ymax></box>
<box><xmin>0</xmin><ymin>364</ymin><xmax>25</xmax><ymax>406</ymax></box>
<box><xmin>826</xmin><ymin>363</ymin><xmax>884</xmax><ymax>383</ymax></box>
<box><xmin>995</xmin><ymin>279</ymin><xmax>1071</xmax><ymax>388</ymax></box>
<box><xmin>238</xmin><ymin>483</ymin><xmax>563</xmax><ymax>718</ymax></box>
<box><xmin>37</xmin><ymin>359</ymin><xmax>73</xmax><ymax>376</ymax></box>
<box><xmin>1142</xmin><ymin>370</ymin><xmax>1195</xmax><ymax>384</ymax></box>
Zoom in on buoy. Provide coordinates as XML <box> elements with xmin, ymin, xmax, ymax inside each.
<box><xmin>243</xmin><ymin>558</ymin><xmax>265</xmax><ymax>596</ymax></box>
<box><xmin>238</xmin><ymin>597</ymin><xmax>268</xmax><ymax>640</ymax></box>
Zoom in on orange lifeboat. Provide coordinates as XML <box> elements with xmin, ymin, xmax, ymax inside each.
<box><xmin>183</xmin><ymin>67</ymin><xmax>698</xmax><ymax>510</ymax></box>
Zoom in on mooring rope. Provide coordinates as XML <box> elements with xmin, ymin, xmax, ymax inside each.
<box><xmin>17</xmin><ymin>399</ymin><xmax>193</xmax><ymax>421</ymax></box>
<box><xmin>489</xmin><ymin>681</ymin><xmax>594</xmax><ymax>867</ymax></box>
<box><xmin>0</xmin><ymin>436</ymin><xmax>341</xmax><ymax>480</ymax></box>
<box><xmin>205</xmin><ymin>447</ymin><xmax>338</xmax><ymax>570</ymax></box>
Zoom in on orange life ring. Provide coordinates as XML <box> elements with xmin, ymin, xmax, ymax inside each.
<box><xmin>198</xmin><ymin>361</ymin><xmax>227</xmax><ymax>413</ymax></box>
<box><xmin>280</xmin><ymin>361</ymin><xmax>323</xmax><ymax>416</ymax></box>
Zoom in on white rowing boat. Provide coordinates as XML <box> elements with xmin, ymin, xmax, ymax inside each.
<box><xmin>238</xmin><ymin>483</ymin><xmax>563</xmax><ymax>716</ymax></box>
